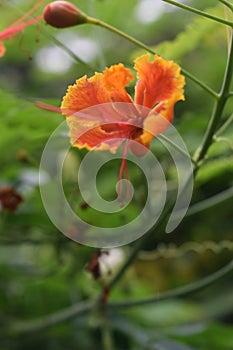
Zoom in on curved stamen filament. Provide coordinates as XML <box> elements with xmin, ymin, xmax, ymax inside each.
<box><xmin>118</xmin><ymin>140</ymin><xmax>130</xmax><ymax>207</ymax></box>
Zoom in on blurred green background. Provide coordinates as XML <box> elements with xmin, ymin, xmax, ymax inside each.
<box><xmin>0</xmin><ymin>0</ymin><xmax>233</xmax><ymax>349</ymax></box>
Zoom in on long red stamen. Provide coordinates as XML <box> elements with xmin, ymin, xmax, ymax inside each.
<box><xmin>118</xmin><ymin>140</ymin><xmax>130</xmax><ymax>207</ymax></box>
<box><xmin>0</xmin><ymin>16</ymin><xmax>43</xmax><ymax>40</ymax></box>
<box><xmin>35</xmin><ymin>101</ymin><xmax>62</xmax><ymax>113</ymax></box>
<box><xmin>124</xmin><ymin>158</ymin><xmax>131</xmax><ymax>202</ymax></box>
<box><xmin>0</xmin><ymin>0</ymin><xmax>45</xmax><ymax>43</ymax></box>
<box><xmin>36</xmin><ymin>101</ymin><xmax>78</xmax><ymax>118</ymax></box>
<box><xmin>13</xmin><ymin>0</ymin><xmax>45</xmax><ymax>25</ymax></box>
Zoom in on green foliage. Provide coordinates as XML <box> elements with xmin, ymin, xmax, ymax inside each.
<box><xmin>154</xmin><ymin>5</ymin><xmax>225</xmax><ymax>62</ymax></box>
<box><xmin>0</xmin><ymin>0</ymin><xmax>233</xmax><ymax>349</ymax></box>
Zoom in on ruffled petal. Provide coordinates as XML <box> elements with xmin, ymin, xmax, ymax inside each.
<box><xmin>61</xmin><ymin>74</ymin><xmax>110</xmax><ymax>114</ymax></box>
<box><xmin>62</xmin><ymin>64</ymin><xmax>135</xmax><ymax>152</ymax></box>
<box><xmin>61</xmin><ymin>64</ymin><xmax>134</xmax><ymax>116</ymax></box>
<box><xmin>134</xmin><ymin>54</ymin><xmax>185</xmax><ymax>110</ymax></box>
<box><xmin>103</xmin><ymin>63</ymin><xmax>134</xmax><ymax>92</ymax></box>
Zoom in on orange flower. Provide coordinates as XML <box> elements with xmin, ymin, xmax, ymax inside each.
<box><xmin>61</xmin><ymin>54</ymin><xmax>185</xmax><ymax>203</ymax></box>
<box><xmin>61</xmin><ymin>54</ymin><xmax>185</xmax><ymax>154</ymax></box>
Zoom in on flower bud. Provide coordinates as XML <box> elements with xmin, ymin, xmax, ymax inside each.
<box><xmin>43</xmin><ymin>1</ymin><xmax>88</xmax><ymax>29</ymax></box>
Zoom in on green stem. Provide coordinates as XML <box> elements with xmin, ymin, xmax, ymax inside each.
<box><xmin>108</xmin><ymin>259</ymin><xmax>233</xmax><ymax>308</ymax></box>
<box><xmin>86</xmin><ymin>16</ymin><xmax>218</xmax><ymax>98</ymax></box>
<box><xmin>45</xmin><ymin>31</ymin><xmax>94</xmax><ymax>69</ymax></box>
<box><xmin>107</xmin><ymin>236</ymin><xmax>149</xmax><ymax>290</ymax></box>
<box><xmin>193</xmin><ymin>30</ymin><xmax>233</xmax><ymax>165</ymax></box>
<box><xmin>219</xmin><ymin>0</ymin><xmax>233</xmax><ymax>11</ymax></box>
<box><xmin>6</xmin><ymin>300</ymin><xmax>93</xmax><ymax>335</ymax></box>
<box><xmin>181</xmin><ymin>68</ymin><xmax>219</xmax><ymax>99</ymax></box>
<box><xmin>108</xmin><ymin>204</ymin><xmax>172</xmax><ymax>290</ymax></box>
<box><xmin>106</xmin><ymin>30</ymin><xmax>233</xmax><ymax>297</ymax></box>
<box><xmin>5</xmin><ymin>259</ymin><xmax>233</xmax><ymax>335</ymax></box>
<box><xmin>158</xmin><ymin>134</ymin><xmax>191</xmax><ymax>159</ymax></box>
<box><xmin>187</xmin><ymin>186</ymin><xmax>233</xmax><ymax>216</ymax></box>
<box><xmin>101</xmin><ymin>317</ymin><xmax>115</xmax><ymax>350</ymax></box>
<box><xmin>215</xmin><ymin>113</ymin><xmax>233</xmax><ymax>135</ymax></box>
<box><xmin>162</xmin><ymin>0</ymin><xmax>233</xmax><ymax>27</ymax></box>
<box><xmin>87</xmin><ymin>16</ymin><xmax>155</xmax><ymax>55</ymax></box>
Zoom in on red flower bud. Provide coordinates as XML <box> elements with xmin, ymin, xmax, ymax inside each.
<box><xmin>43</xmin><ymin>1</ymin><xmax>88</xmax><ymax>29</ymax></box>
<box><xmin>0</xmin><ymin>186</ymin><xmax>23</xmax><ymax>213</ymax></box>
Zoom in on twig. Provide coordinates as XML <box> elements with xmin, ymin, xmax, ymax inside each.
<box><xmin>193</xmin><ymin>31</ymin><xmax>233</xmax><ymax>166</ymax></box>
<box><xmin>162</xmin><ymin>0</ymin><xmax>233</xmax><ymax>27</ymax></box>
<box><xmin>108</xmin><ymin>259</ymin><xmax>233</xmax><ymax>308</ymax></box>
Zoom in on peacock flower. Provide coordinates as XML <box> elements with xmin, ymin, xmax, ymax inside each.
<box><xmin>61</xmin><ymin>54</ymin><xmax>185</xmax><ymax>203</ymax></box>
<box><xmin>61</xmin><ymin>54</ymin><xmax>185</xmax><ymax>154</ymax></box>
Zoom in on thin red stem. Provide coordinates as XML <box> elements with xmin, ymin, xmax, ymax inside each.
<box><xmin>124</xmin><ymin>159</ymin><xmax>131</xmax><ymax>201</ymax></box>
<box><xmin>0</xmin><ymin>15</ymin><xmax>43</xmax><ymax>40</ymax></box>
<box><xmin>35</xmin><ymin>101</ymin><xmax>62</xmax><ymax>113</ymax></box>
<box><xmin>12</xmin><ymin>0</ymin><xmax>45</xmax><ymax>25</ymax></box>
<box><xmin>118</xmin><ymin>140</ymin><xmax>130</xmax><ymax>206</ymax></box>
<box><xmin>0</xmin><ymin>0</ymin><xmax>45</xmax><ymax>41</ymax></box>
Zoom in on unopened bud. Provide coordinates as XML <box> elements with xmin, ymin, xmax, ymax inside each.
<box><xmin>43</xmin><ymin>1</ymin><xmax>88</xmax><ymax>29</ymax></box>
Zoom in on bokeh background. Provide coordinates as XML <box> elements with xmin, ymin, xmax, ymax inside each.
<box><xmin>0</xmin><ymin>0</ymin><xmax>233</xmax><ymax>349</ymax></box>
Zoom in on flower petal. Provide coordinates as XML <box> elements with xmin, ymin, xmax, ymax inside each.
<box><xmin>62</xmin><ymin>64</ymin><xmax>135</xmax><ymax>152</ymax></box>
<box><xmin>67</xmin><ymin>116</ymin><xmax>137</xmax><ymax>152</ymax></box>
<box><xmin>104</xmin><ymin>63</ymin><xmax>133</xmax><ymax>88</ymax></box>
<box><xmin>61</xmin><ymin>64</ymin><xmax>133</xmax><ymax>116</ymax></box>
<box><xmin>134</xmin><ymin>54</ymin><xmax>185</xmax><ymax>110</ymax></box>
<box><xmin>141</xmin><ymin>112</ymin><xmax>171</xmax><ymax>144</ymax></box>
<box><xmin>130</xmin><ymin>111</ymin><xmax>171</xmax><ymax>155</ymax></box>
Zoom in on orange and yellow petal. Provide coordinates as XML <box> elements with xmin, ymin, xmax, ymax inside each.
<box><xmin>131</xmin><ymin>111</ymin><xmax>172</xmax><ymax>154</ymax></box>
<box><xmin>141</xmin><ymin>112</ymin><xmax>171</xmax><ymax>142</ymax></box>
<box><xmin>67</xmin><ymin>116</ymin><xmax>137</xmax><ymax>152</ymax></box>
<box><xmin>103</xmin><ymin>63</ymin><xmax>134</xmax><ymax>91</ymax></box>
<box><xmin>61</xmin><ymin>63</ymin><xmax>133</xmax><ymax>116</ymax></box>
<box><xmin>61</xmin><ymin>74</ymin><xmax>110</xmax><ymax>114</ymax></box>
<box><xmin>134</xmin><ymin>54</ymin><xmax>185</xmax><ymax>109</ymax></box>
<box><xmin>153</xmin><ymin>98</ymin><xmax>176</xmax><ymax>122</ymax></box>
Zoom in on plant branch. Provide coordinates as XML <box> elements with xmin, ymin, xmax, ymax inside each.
<box><xmin>187</xmin><ymin>186</ymin><xmax>233</xmax><ymax>216</ymax></box>
<box><xmin>219</xmin><ymin>0</ymin><xmax>233</xmax><ymax>11</ymax></box>
<box><xmin>86</xmin><ymin>16</ymin><xmax>218</xmax><ymax>98</ymax></box>
<box><xmin>193</xmin><ymin>30</ymin><xmax>233</xmax><ymax>166</ymax></box>
<box><xmin>215</xmin><ymin>113</ymin><xmax>233</xmax><ymax>135</ymax></box>
<box><xmin>6</xmin><ymin>300</ymin><xmax>94</xmax><ymax>335</ymax></box>
<box><xmin>105</xmin><ymin>32</ymin><xmax>233</xmax><ymax>296</ymax></box>
<box><xmin>162</xmin><ymin>0</ymin><xmax>233</xmax><ymax>27</ymax></box>
<box><xmin>181</xmin><ymin>68</ymin><xmax>219</xmax><ymax>99</ymax></box>
<box><xmin>108</xmin><ymin>259</ymin><xmax>233</xmax><ymax>308</ymax></box>
<box><xmin>107</xmin><ymin>203</ymin><xmax>174</xmax><ymax>291</ymax></box>
<box><xmin>5</xmin><ymin>258</ymin><xmax>233</xmax><ymax>334</ymax></box>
